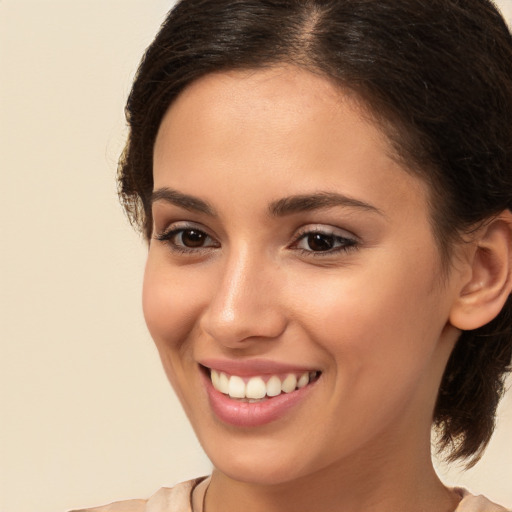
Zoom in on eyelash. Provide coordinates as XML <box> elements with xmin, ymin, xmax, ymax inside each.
<box><xmin>289</xmin><ymin>228</ymin><xmax>358</xmax><ymax>256</ymax></box>
<box><xmin>155</xmin><ymin>224</ymin><xmax>219</xmax><ymax>254</ymax></box>
<box><xmin>154</xmin><ymin>224</ymin><xmax>359</xmax><ymax>257</ymax></box>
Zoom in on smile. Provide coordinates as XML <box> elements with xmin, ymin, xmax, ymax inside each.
<box><xmin>200</xmin><ymin>361</ymin><xmax>322</xmax><ymax>427</ymax></box>
<box><xmin>210</xmin><ymin>370</ymin><xmax>320</xmax><ymax>401</ymax></box>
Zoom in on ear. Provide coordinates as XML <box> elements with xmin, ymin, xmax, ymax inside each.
<box><xmin>449</xmin><ymin>211</ymin><xmax>512</xmax><ymax>331</ymax></box>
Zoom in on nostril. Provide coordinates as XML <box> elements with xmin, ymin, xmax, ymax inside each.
<box><xmin>199</xmin><ymin>311</ymin><xmax>287</xmax><ymax>347</ymax></box>
<box><xmin>198</xmin><ymin>266</ymin><xmax>287</xmax><ymax>345</ymax></box>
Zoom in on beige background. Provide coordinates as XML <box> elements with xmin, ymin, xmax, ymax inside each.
<box><xmin>1</xmin><ymin>2</ymin><xmax>511</xmax><ymax>511</ymax></box>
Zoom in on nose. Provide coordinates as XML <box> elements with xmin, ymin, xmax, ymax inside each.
<box><xmin>199</xmin><ymin>246</ymin><xmax>287</xmax><ymax>348</ymax></box>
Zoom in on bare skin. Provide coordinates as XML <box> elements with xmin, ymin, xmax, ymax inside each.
<box><xmin>144</xmin><ymin>65</ymin><xmax>504</xmax><ymax>512</ymax></box>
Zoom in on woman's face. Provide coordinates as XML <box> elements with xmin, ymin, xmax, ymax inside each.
<box><xmin>145</xmin><ymin>66</ymin><xmax>463</xmax><ymax>484</ymax></box>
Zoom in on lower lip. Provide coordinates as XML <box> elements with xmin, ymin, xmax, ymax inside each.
<box><xmin>201</xmin><ymin>370</ymin><xmax>318</xmax><ymax>428</ymax></box>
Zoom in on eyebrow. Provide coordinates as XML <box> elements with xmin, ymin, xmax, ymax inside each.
<box><xmin>269</xmin><ymin>192</ymin><xmax>383</xmax><ymax>217</ymax></box>
<box><xmin>151</xmin><ymin>188</ymin><xmax>382</xmax><ymax>218</ymax></box>
<box><xmin>151</xmin><ymin>188</ymin><xmax>216</xmax><ymax>216</ymax></box>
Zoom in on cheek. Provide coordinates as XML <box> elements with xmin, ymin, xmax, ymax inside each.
<box><xmin>294</xmin><ymin>249</ymin><xmax>447</xmax><ymax>375</ymax></box>
<box><xmin>142</xmin><ymin>257</ymin><xmax>210</xmax><ymax>412</ymax></box>
<box><xmin>142</xmin><ymin>256</ymin><xmax>205</xmax><ymax>352</ymax></box>
<box><xmin>296</xmin><ymin>268</ymin><xmax>447</xmax><ymax>441</ymax></box>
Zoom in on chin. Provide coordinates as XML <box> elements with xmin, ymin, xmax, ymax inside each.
<box><xmin>212</xmin><ymin>456</ymin><xmax>307</xmax><ymax>486</ymax></box>
<box><xmin>199</xmin><ymin>430</ymin><xmax>319</xmax><ymax>486</ymax></box>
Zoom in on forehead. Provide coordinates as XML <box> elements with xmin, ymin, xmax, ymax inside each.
<box><xmin>169</xmin><ymin>66</ymin><xmax>348</xmax><ymax>124</ymax></box>
<box><xmin>153</xmin><ymin>66</ymin><xmax>429</xmax><ymax>222</ymax></box>
<box><xmin>156</xmin><ymin>67</ymin><xmax>393</xmax><ymax>170</ymax></box>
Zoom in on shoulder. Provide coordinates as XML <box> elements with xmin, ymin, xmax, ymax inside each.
<box><xmin>69</xmin><ymin>499</ymin><xmax>147</xmax><ymax>512</ymax></box>
<box><xmin>69</xmin><ymin>477</ymin><xmax>208</xmax><ymax>512</ymax></box>
<box><xmin>454</xmin><ymin>488</ymin><xmax>511</xmax><ymax>512</ymax></box>
<box><xmin>69</xmin><ymin>498</ymin><xmax>147</xmax><ymax>512</ymax></box>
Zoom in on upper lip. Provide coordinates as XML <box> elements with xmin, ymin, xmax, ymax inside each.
<box><xmin>199</xmin><ymin>358</ymin><xmax>319</xmax><ymax>377</ymax></box>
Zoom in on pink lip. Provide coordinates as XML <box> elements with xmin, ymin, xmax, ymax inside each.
<box><xmin>199</xmin><ymin>361</ymin><xmax>319</xmax><ymax>428</ymax></box>
<box><xmin>199</xmin><ymin>358</ymin><xmax>317</xmax><ymax>377</ymax></box>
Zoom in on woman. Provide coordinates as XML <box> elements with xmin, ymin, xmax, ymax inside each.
<box><xmin>76</xmin><ymin>0</ymin><xmax>512</xmax><ymax>510</ymax></box>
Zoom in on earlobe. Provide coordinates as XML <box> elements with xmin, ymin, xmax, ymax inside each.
<box><xmin>449</xmin><ymin>211</ymin><xmax>512</xmax><ymax>331</ymax></box>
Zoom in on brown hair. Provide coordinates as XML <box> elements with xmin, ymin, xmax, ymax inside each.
<box><xmin>118</xmin><ymin>0</ymin><xmax>512</xmax><ymax>466</ymax></box>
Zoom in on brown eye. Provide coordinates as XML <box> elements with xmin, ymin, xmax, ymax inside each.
<box><xmin>293</xmin><ymin>227</ymin><xmax>358</xmax><ymax>255</ymax></box>
<box><xmin>178</xmin><ymin>229</ymin><xmax>208</xmax><ymax>248</ymax></box>
<box><xmin>306</xmin><ymin>233</ymin><xmax>335</xmax><ymax>252</ymax></box>
<box><xmin>155</xmin><ymin>225</ymin><xmax>219</xmax><ymax>252</ymax></box>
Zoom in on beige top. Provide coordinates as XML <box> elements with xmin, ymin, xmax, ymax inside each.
<box><xmin>71</xmin><ymin>477</ymin><xmax>511</xmax><ymax>512</ymax></box>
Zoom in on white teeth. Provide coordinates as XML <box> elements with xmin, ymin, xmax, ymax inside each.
<box><xmin>297</xmin><ymin>372</ymin><xmax>309</xmax><ymax>389</ymax></box>
<box><xmin>281</xmin><ymin>374</ymin><xmax>297</xmax><ymax>393</ymax></box>
<box><xmin>218</xmin><ymin>371</ymin><xmax>229</xmax><ymax>394</ymax></box>
<box><xmin>211</xmin><ymin>370</ymin><xmax>230</xmax><ymax>394</ymax></box>
<box><xmin>211</xmin><ymin>369</ymin><xmax>220</xmax><ymax>390</ymax></box>
<box><xmin>246</xmin><ymin>377</ymin><xmax>267</xmax><ymax>399</ymax></box>
<box><xmin>210</xmin><ymin>370</ymin><xmax>319</xmax><ymax>399</ymax></box>
<box><xmin>228</xmin><ymin>375</ymin><xmax>246</xmax><ymax>398</ymax></box>
<box><xmin>266</xmin><ymin>375</ymin><xmax>282</xmax><ymax>397</ymax></box>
